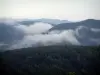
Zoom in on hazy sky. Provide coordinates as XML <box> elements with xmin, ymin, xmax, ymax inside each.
<box><xmin>0</xmin><ymin>0</ymin><xmax>100</xmax><ymax>21</ymax></box>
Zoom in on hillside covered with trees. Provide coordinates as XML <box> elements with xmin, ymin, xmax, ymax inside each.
<box><xmin>0</xmin><ymin>45</ymin><xmax>100</xmax><ymax>75</ymax></box>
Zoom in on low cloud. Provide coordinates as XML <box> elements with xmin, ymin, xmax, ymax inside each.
<box><xmin>0</xmin><ymin>21</ymin><xmax>100</xmax><ymax>50</ymax></box>
<box><xmin>75</xmin><ymin>26</ymin><xmax>100</xmax><ymax>45</ymax></box>
<box><xmin>16</xmin><ymin>22</ymin><xmax>53</xmax><ymax>34</ymax></box>
<box><xmin>10</xmin><ymin>30</ymin><xmax>80</xmax><ymax>49</ymax></box>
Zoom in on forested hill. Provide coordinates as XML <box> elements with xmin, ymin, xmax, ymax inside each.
<box><xmin>0</xmin><ymin>45</ymin><xmax>100</xmax><ymax>75</ymax></box>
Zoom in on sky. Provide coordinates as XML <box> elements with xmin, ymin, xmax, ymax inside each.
<box><xmin>0</xmin><ymin>0</ymin><xmax>100</xmax><ymax>21</ymax></box>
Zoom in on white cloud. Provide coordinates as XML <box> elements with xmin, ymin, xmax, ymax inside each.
<box><xmin>16</xmin><ymin>22</ymin><xmax>53</xmax><ymax>34</ymax></box>
<box><xmin>0</xmin><ymin>21</ymin><xmax>100</xmax><ymax>49</ymax></box>
<box><xmin>10</xmin><ymin>30</ymin><xmax>80</xmax><ymax>49</ymax></box>
<box><xmin>91</xmin><ymin>28</ymin><xmax>100</xmax><ymax>32</ymax></box>
<box><xmin>75</xmin><ymin>26</ymin><xmax>91</xmax><ymax>38</ymax></box>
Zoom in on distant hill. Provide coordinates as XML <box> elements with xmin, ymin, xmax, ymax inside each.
<box><xmin>0</xmin><ymin>18</ymin><xmax>100</xmax><ymax>49</ymax></box>
<box><xmin>49</xmin><ymin>19</ymin><xmax>100</xmax><ymax>31</ymax></box>
<box><xmin>48</xmin><ymin>19</ymin><xmax>100</xmax><ymax>46</ymax></box>
<box><xmin>33</xmin><ymin>18</ymin><xmax>69</xmax><ymax>25</ymax></box>
<box><xmin>18</xmin><ymin>18</ymin><xmax>69</xmax><ymax>25</ymax></box>
<box><xmin>0</xmin><ymin>18</ymin><xmax>69</xmax><ymax>25</ymax></box>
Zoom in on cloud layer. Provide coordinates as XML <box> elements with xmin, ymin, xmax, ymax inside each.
<box><xmin>10</xmin><ymin>30</ymin><xmax>80</xmax><ymax>49</ymax></box>
<box><xmin>0</xmin><ymin>20</ymin><xmax>100</xmax><ymax>50</ymax></box>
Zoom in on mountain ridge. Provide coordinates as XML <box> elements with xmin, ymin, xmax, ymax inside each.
<box><xmin>49</xmin><ymin>19</ymin><xmax>100</xmax><ymax>31</ymax></box>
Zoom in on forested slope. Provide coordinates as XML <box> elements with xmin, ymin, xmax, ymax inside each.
<box><xmin>0</xmin><ymin>45</ymin><xmax>100</xmax><ymax>75</ymax></box>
